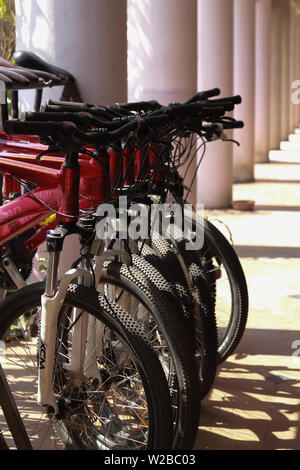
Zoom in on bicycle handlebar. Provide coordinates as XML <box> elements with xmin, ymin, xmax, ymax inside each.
<box><xmin>23</xmin><ymin>101</ymin><xmax>231</xmax><ymax>129</ymax></box>
<box><xmin>4</xmin><ymin>113</ymin><xmax>170</xmax><ymax>146</ymax></box>
<box><xmin>4</xmin><ymin>97</ymin><xmax>244</xmax><ymax>146</ymax></box>
<box><xmin>43</xmin><ymin>89</ymin><xmax>241</xmax><ymax>117</ymax></box>
<box><xmin>46</xmin><ymin>89</ymin><xmax>221</xmax><ymax>110</ymax></box>
<box><xmin>23</xmin><ymin>110</ymin><xmax>135</xmax><ymax>131</ymax></box>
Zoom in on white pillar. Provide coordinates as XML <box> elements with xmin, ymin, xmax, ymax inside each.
<box><xmin>269</xmin><ymin>0</ymin><xmax>282</xmax><ymax>149</ymax></box>
<box><xmin>127</xmin><ymin>0</ymin><xmax>197</xmax><ymax>205</ymax></box>
<box><xmin>15</xmin><ymin>0</ymin><xmax>127</xmax><ymax>106</ymax></box>
<box><xmin>16</xmin><ymin>0</ymin><xmax>127</xmax><ymax>283</ymax></box>
<box><xmin>197</xmin><ymin>0</ymin><xmax>233</xmax><ymax>208</ymax></box>
<box><xmin>289</xmin><ymin>1</ymin><xmax>296</xmax><ymax>133</ymax></box>
<box><xmin>128</xmin><ymin>0</ymin><xmax>196</xmax><ymax>105</ymax></box>
<box><xmin>280</xmin><ymin>0</ymin><xmax>290</xmax><ymax>141</ymax></box>
<box><xmin>289</xmin><ymin>1</ymin><xmax>299</xmax><ymax>133</ymax></box>
<box><xmin>233</xmin><ymin>0</ymin><xmax>255</xmax><ymax>182</ymax></box>
<box><xmin>296</xmin><ymin>12</ymin><xmax>300</xmax><ymax>128</ymax></box>
<box><xmin>255</xmin><ymin>0</ymin><xmax>272</xmax><ymax>163</ymax></box>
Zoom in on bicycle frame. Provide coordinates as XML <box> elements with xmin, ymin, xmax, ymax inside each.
<box><xmin>0</xmin><ymin>136</ymin><xmax>166</xmax><ymax>197</ymax></box>
<box><xmin>0</xmin><ymin>155</ymin><xmax>106</xmax><ymax>246</ymax></box>
<box><xmin>0</xmin><ymin>148</ymin><xmax>105</xmax><ymax>415</ymax></box>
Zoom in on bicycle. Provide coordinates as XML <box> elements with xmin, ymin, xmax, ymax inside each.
<box><xmin>0</xmin><ymin>94</ymin><xmax>247</xmax><ymax>406</ymax></box>
<box><xmin>0</xmin><ymin>96</ymin><xmax>244</xmax><ymax>445</ymax></box>
<box><xmin>23</xmin><ymin>86</ymin><xmax>248</xmax><ymax>366</ymax></box>
<box><xmin>0</xmin><ymin>89</ymin><xmax>248</xmax><ymax>366</ymax></box>
<box><xmin>0</xmin><ymin>116</ymin><xmax>191</xmax><ymax>450</ymax></box>
<box><xmin>1</xmin><ymin>106</ymin><xmax>230</xmax><ymax>449</ymax></box>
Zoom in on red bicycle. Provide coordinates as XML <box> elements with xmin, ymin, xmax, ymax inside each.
<box><xmin>0</xmin><ymin>91</ymin><xmax>248</xmax><ymax>367</ymax></box>
<box><xmin>0</xmin><ymin>105</ymin><xmax>220</xmax><ymax>450</ymax></box>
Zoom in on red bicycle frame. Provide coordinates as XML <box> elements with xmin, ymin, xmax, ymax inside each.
<box><xmin>0</xmin><ymin>135</ymin><xmax>166</xmax><ymax>256</ymax></box>
<box><xmin>0</xmin><ymin>153</ymin><xmax>105</xmax><ymax>247</ymax></box>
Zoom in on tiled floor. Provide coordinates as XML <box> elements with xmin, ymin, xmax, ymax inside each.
<box><xmin>194</xmin><ymin>160</ymin><xmax>300</xmax><ymax>450</ymax></box>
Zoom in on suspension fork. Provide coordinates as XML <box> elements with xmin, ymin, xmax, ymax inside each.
<box><xmin>63</xmin><ymin>256</ymin><xmax>96</xmax><ymax>388</ymax></box>
<box><xmin>38</xmin><ymin>226</ymin><xmax>93</xmax><ymax>415</ymax></box>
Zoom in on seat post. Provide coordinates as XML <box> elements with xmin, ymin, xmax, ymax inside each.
<box><xmin>11</xmin><ymin>91</ymin><xmax>19</xmax><ymax>118</ymax></box>
<box><xmin>34</xmin><ymin>89</ymin><xmax>43</xmax><ymax>112</ymax></box>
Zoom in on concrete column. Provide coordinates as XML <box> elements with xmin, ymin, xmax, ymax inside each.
<box><xmin>128</xmin><ymin>0</ymin><xmax>197</xmax><ymax>105</ymax></box>
<box><xmin>296</xmin><ymin>12</ymin><xmax>300</xmax><ymax>128</ymax></box>
<box><xmin>127</xmin><ymin>0</ymin><xmax>197</xmax><ymax>205</ymax></box>
<box><xmin>269</xmin><ymin>0</ymin><xmax>282</xmax><ymax>149</ymax></box>
<box><xmin>15</xmin><ymin>0</ymin><xmax>127</xmax><ymax>283</ymax></box>
<box><xmin>233</xmin><ymin>0</ymin><xmax>255</xmax><ymax>182</ymax></box>
<box><xmin>280</xmin><ymin>0</ymin><xmax>290</xmax><ymax>141</ymax></box>
<box><xmin>255</xmin><ymin>0</ymin><xmax>271</xmax><ymax>163</ymax></box>
<box><xmin>289</xmin><ymin>1</ymin><xmax>298</xmax><ymax>133</ymax></box>
<box><xmin>15</xmin><ymin>0</ymin><xmax>127</xmax><ymax>106</ymax></box>
<box><xmin>197</xmin><ymin>0</ymin><xmax>233</xmax><ymax>208</ymax></box>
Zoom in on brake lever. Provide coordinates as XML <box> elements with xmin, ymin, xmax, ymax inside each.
<box><xmin>218</xmin><ymin>127</ymin><xmax>240</xmax><ymax>146</ymax></box>
<box><xmin>202</xmin><ymin>124</ymin><xmax>240</xmax><ymax>146</ymax></box>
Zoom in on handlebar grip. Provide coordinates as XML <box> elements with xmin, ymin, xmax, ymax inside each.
<box><xmin>42</xmin><ymin>103</ymin><xmax>94</xmax><ymax>114</ymax></box>
<box><xmin>222</xmin><ymin>120</ymin><xmax>244</xmax><ymax>129</ymax></box>
<box><xmin>3</xmin><ymin>119</ymin><xmax>76</xmax><ymax>137</ymax></box>
<box><xmin>232</xmin><ymin>120</ymin><xmax>244</xmax><ymax>128</ymax></box>
<box><xmin>201</xmin><ymin>100</ymin><xmax>234</xmax><ymax>111</ymax></box>
<box><xmin>168</xmin><ymin>102</ymin><xmax>227</xmax><ymax>116</ymax></box>
<box><xmin>47</xmin><ymin>99</ymin><xmax>92</xmax><ymax>108</ymax></box>
<box><xmin>185</xmin><ymin>88</ymin><xmax>221</xmax><ymax>103</ymax></box>
<box><xmin>117</xmin><ymin>100</ymin><xmax>161</xmax><ymax>112</ymax></box>
<box><xmin>200</xmin><ymin>88</ymin><xmax>221</xmax><ymax>99</ymax></box>
<box><xmin>209</xmin><ymin>95</ymin><xmax>242</xmax><ymax>105</ymax></box>
<box><xmin>23</xmin><ymin>111</ymin><xmax>92</xmax><ymax>129</ymax></box>
<box><xmin>220</xmin><ymin>102</ymin><xmax>234</xmax><ymax>112</ymax></box>
<box><xmin>42</xmin><ymin>103</ymin><xmax>117</xmax><ymax>122</ymax></box>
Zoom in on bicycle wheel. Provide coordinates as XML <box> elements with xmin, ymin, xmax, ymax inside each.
<box><xmin>0</xmin><ymin>282</ymin><xmax>173</xmax><ymax>450</ymax></box>
<box><xmin>184</xmin><ymin>213</ymin><xmax>249</xmax><ymax>364</ymax></box>
<box><xmin>100</xmin><ymin>255</ymin><xmax>201</xmax><ymax>450</ymax></box>
<box><xmin>138</xmin><ymin>233</ymin><xmax>217</xmax><ymax>400</ymax></box>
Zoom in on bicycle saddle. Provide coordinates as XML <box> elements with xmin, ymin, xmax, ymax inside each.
<box><xmin>0</xmin><ymin>57</ymin><xmax>60</xmax><ymax>84</ymax></box>
<box><xmin>13</xmin><ymin>51</ymin><xmax>75</xmax><ymax>82</ymax></box>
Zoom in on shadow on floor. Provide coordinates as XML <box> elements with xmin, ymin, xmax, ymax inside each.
<box><xmin>254</xmin><ymin>204</ymin><xmax>300</xmax><ymax>212</ymax></box>
<box><xmin>219</xmin><ymin>328</ymin><xmax>300</xmax><ymax>357</ymax></box>
<box><xmin>254</xmin><ymin>180</ymin><xmax>300</xmax><ymax>185</ymax></box>
<box><xmin>195</xmin><ymin>359</ymin><xmax>300</xmax><ymax>450</ymax></box>
<box><xmin>234</xmin><ymin>245</ymin><xmax>300</xmax><ymax>259</ymax></box>
<box><xmin>194</xmin><ymin>325</ymin><xmax>300</xmax><ymax>450</ymax></box>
